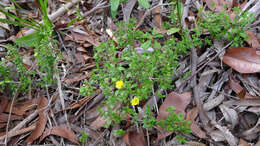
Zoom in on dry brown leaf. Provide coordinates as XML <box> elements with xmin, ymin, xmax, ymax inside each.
<box><xmin>223</xmin><ymin>47</ymin><xmax>260</xmax><ymax>73</ymax></box>
<box><xmin>0</xmin><ymin>123</ymin><xmax>6</xmax><ymax>128</ymax></box>
<box><xmin>123</xmin><ymin>130</ymin><xmax>146</xmax><ymax>146</ymax></box>
<box><xmin>237</xmin><ymin>88</ymin><xmax>247</xmax><ymax>99</ymax></box>
<box><xmin>156</xmin><ymin>91</ymin><xmax>191</xmax><ymax>141</ymax></box>
<box><xmin>26</xmin><ymin>96</ymin><xmax>48</xmax><ymax>143</ymax></box>
<box><xmin>0</xmin><ymin>96</ymin><xmax>8</xmax><ymax>114</ymax></box>
<box><xmin>0</xmin><ymin>113</ymin><xmax>23</xmax><ymax>122</ymax></box>
<box><xmin>64</xmin><ymin>73</ymin><xmax>90</xmax><ymax>84</ymax></box>
<box><xmin>71</xmin><ymin>31</ymin><xmax>99</xmax><ymax>46</ymax></box>
<box><xmin>77</xmin><ymin>46</ymin><xmax>88</xmax><ymax>52</ymax></box>
<box><xmin>186</xmin><ymin>106</ymin><xmax>207</xmax><ymax>138</ymax></box>
<box><xmin>5</xmin><ymin>98</ymin><xmax>39</xmax><ymax>116</ymax></box>
<box><xmin>157</xmin><ymin>91</ymin><xmax>191</xmax><ymax>120</ymax></box>
<box><xmin>40</xmin><ymin>126</ymin><xmax>79</xmax><ymax>145</ymax></box>
<box><xmin>153</xmin><ymin>6</ymin><xmax>162</xmax><ymax>29</ymax></box>
<box><xmin>229</xmin><ymin>78</ymin><xmax>257</xmax><ymax>99</ymax></box>
<box><xmin>246</xmin><ymin>31</ymin><xmax>260</xmax><ymax>48</ymax></box>
<box><xmin>74</xmin><ymin>53</ymin><xmax>92</xmax><ymax>65</ymax></box>
<box><xmin>238</xmin><ymin>139</ymin><xmax>250</xmax><ymax>146</ymax></box>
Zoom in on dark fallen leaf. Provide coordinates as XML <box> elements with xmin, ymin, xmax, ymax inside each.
<box><xmin>237</xmin><ymin>88</ymin><xmax>247</xmax><ymax>99</ymax></box>
<box><xmin>26</xmin><ymin>96</ymin><xmax>48</xmax><ymax>143</ymax></box>
<box><xmin>223</xmin><ymin>47</ymin><xmax>260</xmax><ymax>73</ymax></box>
<box><xmin>123</xmin><ymin>130</ymin><xmax>146</xmax><ymax>146</ymax></box>
<box><xmin>40</xmin><ymin>126</ymin><xmax>79</xmax><ymax>145</ymax></box>
<box><xmin>0</xmin><ymin>96</ymin><xmax>8</xmax><ymax>114</ymax></box>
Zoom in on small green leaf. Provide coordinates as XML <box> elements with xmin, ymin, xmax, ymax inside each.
<box><xmin>141</xmin><ymin>40</ymin><xmax>151</xmax><ymax>49</ymax></box>
<box><xmin>15</xmin><ymin>32</ymin><xmax>43</xmax><ymax>47</ymax></box>
<box><xmin>110</xmin><ymin>0</ymin><xmax>120</xmax><ymax>18</ymax></box>
<box><xmin>138</xmin><ymin>0</ymin><xmax>150</xmax><ymax>9</ymax></box>
<box><xmin>167</xmin><ymin>27</ymin><xmax>180</xmax><ymax>35</ymax></box>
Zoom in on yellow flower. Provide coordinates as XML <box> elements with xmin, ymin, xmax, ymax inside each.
<box><xmin>131</xmin><ymin>97</ymin><xmax>139</xmax><ymax>106</ymax></box>
<box><xmin>116</xmin><ymin>80</ymin><xmax>124</xmax><ymax>89</ymax></box>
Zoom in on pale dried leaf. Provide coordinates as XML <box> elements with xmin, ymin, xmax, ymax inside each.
<box><xmin>219</xmin><ymin>104</ymin><xmax>238</xmax><ymax>128</ymax></box>
<box><xmin>210</xmin><ymin>130</ymin><xmax>225</xmax><ymax>142</ymax></box>
<box><xmin>203</xmin><ymin>94</ymin><xmax>224</xmax><ymax>111</ymax></box>
<box><xmin>123</xmin><ymin>0</ymin><xmax>137</xmax><ymax>23</ymax></box>
<box><xmin>214</xmin><ymin>123</ymin><xmax>238</xmax><ymax>146</ymax></box>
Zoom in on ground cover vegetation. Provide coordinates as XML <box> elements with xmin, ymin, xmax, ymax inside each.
<box><xmin>0</xmin><ymin>0</ymin><xmax>259</xmax><ymax>145</ymax></box>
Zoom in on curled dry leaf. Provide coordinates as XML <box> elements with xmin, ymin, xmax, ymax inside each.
<box><xmin>219</xmin><ymin>104</ymin><xmax>238</xmax><ymax>128</ymax></box>
<box><xmin>223</xmin><ymin>47</ymin><xmax>260</xmax><ymax>73</ymax></box>
<box><xmin>40</xmin><ymin>126</ymin><xmax>79</xmax><ymax>145</ymax></box>
<box><xmin>26</xmin><ymin>96</ymin><xmax>48</xmax><ymax>143</ymax></box>
<box><xmin>213</xmin><ymin>122</ymin><xmax>238</xmax><ymax>146</ymax></box>
<box><xmin>123</xmin><ymin>130</ymin><xmax>146</xmax><ymax>146</ymax></box>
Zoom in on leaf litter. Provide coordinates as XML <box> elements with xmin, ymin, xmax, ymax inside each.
<box><xmin>0</xmin><ymin>0</ymin><xmax>260</xmax><ymax>145</ymax></box>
